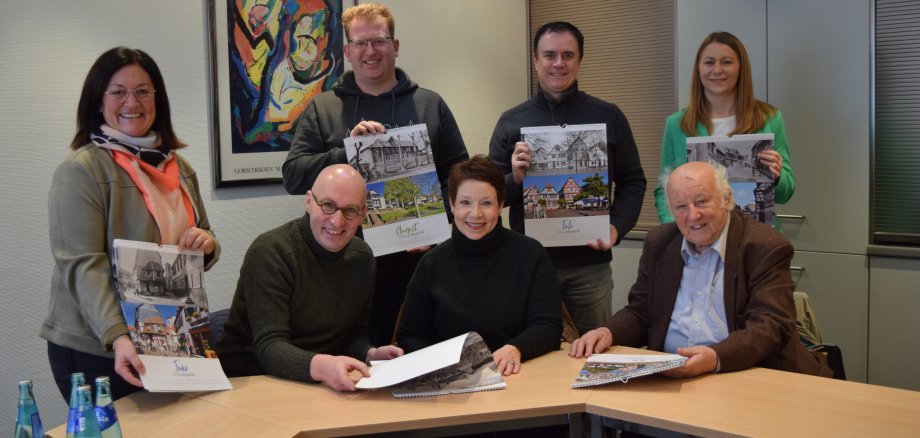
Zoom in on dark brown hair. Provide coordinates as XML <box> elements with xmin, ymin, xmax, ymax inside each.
<box><xmin>70</xmin><ymin>47</ymin><xmax>185</xmax><ymax>150</ymax></box>
<box><xmin>533</xmin><ymin>21</ymin><xmax>584</xmax><ymax>60</ymax></box>
<box><xmin>448</xmin><ymin>155</ymin><xmax>505</xmax><ymax>206</ymax></box>
<box><xmin>683</xmin><ymin>31</ymin><xmax>776</xmax><ymax>136</ymax></box>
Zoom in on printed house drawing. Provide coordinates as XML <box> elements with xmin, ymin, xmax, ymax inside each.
<box><xmin>366</xmin><ymin>189</ymin><xmax>387</xmax><ymax>209</ymax></box>
<box><xmin>523</xmin><ymin>176</ymin><xmax>609</xmax><ymax>216</ymax></box>
<box><xmin>540</xmin><ymin>184</ymin><xmax>560</xmax><ymax>209</ymax></box>
<box><xmin>531</xmin><ymin>133</ymin><xmax>607</xmax><ymax>173</ymax></box>
<box><xmin>686</xmin><ymin>138</ymin><xmax>773</xmax><ymax>183</ymax></box>
<box><xmin>127</xmin><ymin>303</ymin><xmax>211</xmax><ymax>358</ymax></box>
<box><xmin>134</xmin><ymin>250</ymin><xmax>166</xmax><ymax>295</ymax></box>
<box><xmin>686</xmin><ymin>135</ymin><xmax>775</xmax><ymax>225</ymax></box>
<box><xmin>132</xmin><ymin>303</ymin><xmax>170</xmax><ymax>353</ymax></box>
<box><xmin>567</xmin><ymin>135</ymin><xmax>608</xmax><ymax>170</ymax></box>
<box><xmin>560</xmin><ymin>177</ymin><xmax>580</xmax><ymax>205</ymax></box>
<box><xmin>173</xmin><ymin>306</ymin><xmax>212</xmax><ymax>357</ymax></box>
<box><xmin>124</xmin><ymin>249</ymin><xmax>204</xmax><ymax>305</ymax></box>
<box><xmin>349</xmin><ymin>133</ymin><xmax>433</xmax><ymax>183</ymax></box>
<box><xmin>736</xmin><ymin>183</ymin><xmax>775</xmax><ymax>224</ymax></box>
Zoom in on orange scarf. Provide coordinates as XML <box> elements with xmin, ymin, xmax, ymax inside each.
<box><xmin>109</xmin><ymin>150</ymin><xmax>196</xmax><ymax>244</ymax></box>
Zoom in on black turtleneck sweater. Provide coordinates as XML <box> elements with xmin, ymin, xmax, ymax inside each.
<box><xmin>396</xmin><ymin>222</ymin><xmax>562</xmax><ymax>361</ymax></box>
<box><xmin>216</xmin><ymin>213</ymin><xmax>375</xmax><ymax>383</ymax></box>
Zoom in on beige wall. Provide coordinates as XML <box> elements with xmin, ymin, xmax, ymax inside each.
<box><xmin>369</xmin><ymin>1</ymin><xmax>530</xmax><ymax>156</ymax></box>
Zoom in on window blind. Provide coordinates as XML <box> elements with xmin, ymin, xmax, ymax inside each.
<box><xmin>874</xmin><ymin>0</ymin><xmax>920</xmax><ymax>246</ymax></box>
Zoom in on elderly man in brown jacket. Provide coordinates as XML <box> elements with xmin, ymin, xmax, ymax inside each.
<box><xmin>571</xmin><ymin>161</ymin><xmax>831</xmax><ymax>378</ymax></box>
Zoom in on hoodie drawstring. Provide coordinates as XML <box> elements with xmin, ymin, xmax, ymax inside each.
<box><xmin>350</xmin><ymin>93</ymin><xmax>398</xmax><ymax>129</ymax></box>
<box><xmin>390</xmin><ymin>93</ymin><xmax>397</xmax><ymax>127</ymax></box>
<box><xmin>352</xmin><ymin>95</ymin><xmax>362</xmax><ymax>127</ymax></box>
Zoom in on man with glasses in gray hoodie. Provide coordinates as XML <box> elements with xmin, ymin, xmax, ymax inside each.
<box><xmin>282</xmin><ymin>3</ymin><xmax>469</xmax><ymax>347</ymax></box>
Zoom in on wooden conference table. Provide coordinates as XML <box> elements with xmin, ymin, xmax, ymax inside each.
<box><xmin>48</xmin><ymin>346</ymin><xmax>920</xmax><ymax>437</ymax></box>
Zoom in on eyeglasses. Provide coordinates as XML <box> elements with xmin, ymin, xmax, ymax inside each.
<box><xmin>104</xmin><ymin>87</ymin><xmax>156</xmax><ymax>101</ymax></box>
<box><xmin>310</xmin><ymin>192</ymin><xmax>364</xmax><ymax>220</ymax></box>
<box><xmin>347</xmin><ymin>36</ymin><xmax>393</xmax><ymax>50</ymax></box>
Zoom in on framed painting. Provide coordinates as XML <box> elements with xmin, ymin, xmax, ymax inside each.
<box><xmin>207</xmin><ymin>0</ymin><xmax>344</xmax><ymax>186</ymax></box>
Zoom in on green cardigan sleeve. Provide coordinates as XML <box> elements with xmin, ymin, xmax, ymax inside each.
<box><xmin>766</xmin><ymin>111</ymin><xmax>795</xmax><ymax>204</ymax></box>
<box><xmin>655</xmin><ymin>111</ymin><xmax>690</xmax><ymax>224</ymax></box>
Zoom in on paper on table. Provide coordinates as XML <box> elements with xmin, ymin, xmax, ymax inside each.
<box><xmin>356</xmin><ymin>333</ymin><xmax>467</xmax><ymax>389</ymax></box>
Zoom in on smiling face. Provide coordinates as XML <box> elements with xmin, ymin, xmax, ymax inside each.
<box><xmin>101</xmin><ymin>64</ymin><xmax>156</xmax><ymax>137</ymax></box>
<box><xmin>451</xmin><ymin>180</ymin><xmax>502</xmax><ymax>241</ymax></box>
<box><xmin>533</xmin><ymin>30</ymin><xmax>581</xmax><ymax>101</ymax></box>
<box><xmin>667</xmin><ymin>163</ymin><xmax>732</xmax><ymax>251</ymax></box>
<box><xmin>698</xmin><ymin>42</ymin><xmax>740</xmax><ymax>101</ymax></box>
<box><xmin>343</xmin><ymin>16</ymin><xmax>399</xmax><ymax>94</ymax></box>
<box><xmin>305</xmin><ymin>165</ymin><xmax>367</xmax><ymax>252</ymax></box>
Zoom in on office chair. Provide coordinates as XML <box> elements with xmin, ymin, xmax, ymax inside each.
<box><xmin>794</xmin><ymin>291</ymin><xmax>847</xmax><ymax>380</ymax></box>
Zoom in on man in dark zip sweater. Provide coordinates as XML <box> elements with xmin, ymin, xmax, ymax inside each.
<box><xmin>489</xmin><ymin>21</ymin><xmax>647</xmax><ymax>336</ymax></box>
<box><xmin>282</xmin><ymin>3</ymin><xmax>469</xmax><ymax>346</ymax></box>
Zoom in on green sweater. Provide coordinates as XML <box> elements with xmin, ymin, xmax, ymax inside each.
<box><xmin>216</xmin><ymin>213</ymin><xmax>375</xmax><ymax>383</ymax></box>
<box><xmin>655</xmin><ymin>109</ymin><xmax>795</xmax><ymax>229</ymax></box>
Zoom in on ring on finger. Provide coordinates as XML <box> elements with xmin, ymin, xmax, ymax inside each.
<box><xmin>508</xmin><ymin>360</ymin><xmax>516</xmax><ymax>367</ymax></box>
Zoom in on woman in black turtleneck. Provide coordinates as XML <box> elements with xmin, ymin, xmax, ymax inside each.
<box><xmin>396</xmin><ymin>156</ymin><xmax>562</xmax><ymax>376</ymax></box>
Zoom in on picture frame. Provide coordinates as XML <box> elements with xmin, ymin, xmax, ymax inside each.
<box><xmin>206</xmin><ymin>0</ymin><xmax>345</xmax><ymax>187</ymax></box>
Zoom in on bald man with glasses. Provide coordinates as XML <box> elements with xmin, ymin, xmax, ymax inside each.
<box><xmin>217</xmin><ymin>165</ymin><xmax>403</xmax><ymax>392</ymax></box>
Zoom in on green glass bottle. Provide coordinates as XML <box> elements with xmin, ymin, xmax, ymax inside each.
<box><xmin>94</xmin><ymin>377</ymin><xmax>122</xmax><ymax>438</ymax></box>
<box><xmin>14</xmin><ymin>380</ymin><xmax>44</xmax><ymax>438</ymax></box>
<box><xmin>66</xmin><ymin>372</ymin><xmax>86</xmax><ymax>438</ymax></box>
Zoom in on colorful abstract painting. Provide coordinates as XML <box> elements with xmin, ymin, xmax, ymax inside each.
<box><xmin>208</xmin><ymin>0</ymin><xmax>343</xmax><ymax>186</ymax></box>
<box><xmin>227</xmin><ymin>0</ymin><xmax>343</xmax><ymax>153</ymax></box>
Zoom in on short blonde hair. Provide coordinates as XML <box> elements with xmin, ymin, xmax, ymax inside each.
<box><xmin>342</xmin><ymin>3</ymin><xmax>395</xmax><ymax>40</ymax></box>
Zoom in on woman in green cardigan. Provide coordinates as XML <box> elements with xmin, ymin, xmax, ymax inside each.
<box><xmin>655</xmin><ymin>31</ymin><xmax>794</xmax><ymax>229</ymax></box>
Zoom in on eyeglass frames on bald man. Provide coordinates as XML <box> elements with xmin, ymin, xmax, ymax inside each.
<box><xmin>347</xmin><ymin>36</ymin><xmax>393</xmax><ymax>50</ymax></box>
<box><xmin>310</xmin><ymin>191</ymin><xmax>364</xmax><ymax>220</ymax></box>
<box><xmin>104</xmin><ymin>86</ymin><xmax>156</xmax><ymax>102</ymax></box>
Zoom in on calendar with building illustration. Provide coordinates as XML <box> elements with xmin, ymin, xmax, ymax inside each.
<box><xmin>356</xmin><ymin>332</ymin><xmax>506</xmax><ymax>398</ymax></box>
<box><xmin>686</xmin><ymin>133</ymin><xmax>775</xmax><ymax>225</ymax></box>
<box><xmin>112</xmin><ymin>239</ymin><xmax>231</xmax><ymax>392</ymax></box>
<box><xmin>522</xmin><ymin>124</ymin><xmax>610</xmax><ymax>247</ymax></box>
<box><xmin>344</xmin><ymin>124</ymin><xmax>451</xmax><ymax>256</ymax></box>
<box><xmin>572</xmin><ymin>354</ymin><xmax>687</xmax><ymax>388</ymax></box>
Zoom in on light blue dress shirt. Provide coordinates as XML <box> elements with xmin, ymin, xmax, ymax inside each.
<box><xmin>663</xmin><ymin>215</ymin><xmax>732</xmax><ymax>354</ymax></box>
